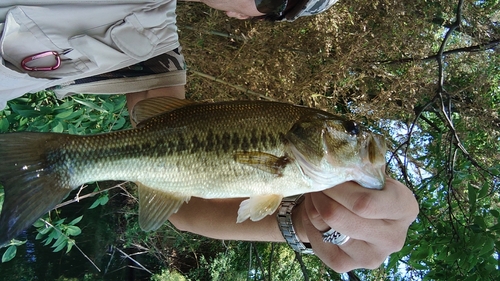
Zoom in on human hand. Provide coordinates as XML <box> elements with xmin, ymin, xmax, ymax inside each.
<box><xmin>294</xmin><ymin>178</ymin><xmax>419</xmax><ymax>272</ymax></box>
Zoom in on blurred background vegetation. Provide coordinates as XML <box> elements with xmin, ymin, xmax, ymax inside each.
<box><xmin>0</xmin><ymin>0</ymin><xmax>499</xmax><ymax>280</ymax></box>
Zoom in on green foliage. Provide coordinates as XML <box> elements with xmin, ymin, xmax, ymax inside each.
<box><xmin>0</xmin><ymin>91</ymin><xmax>130</xmax><ymax>263</ymax></box>
<box><xmin>0</xmin><ymin>0</ymin><xmax>499</xmax><ymax>279</ymax></box>
<box><xmin>89</xmin><ymin>190</ymin><xmax>110</xmax><ymax>210</ymax></box>
<box><xmin>33</xmin><ymin>215</ymin><xmax>83</xmax><ymax>253</ymax></box>
<box><xmin>151</xmin><ymin>269</ymin><xmax>188</xmax><ymax>281</ymax></box>
<box><xmin>1</xmin><ymin>239</ymin><xmax>25</xmax><ymax>263</ymax></box>
<box><xmin>0</xmin><ymin>91</ymin><xmax>130</xmax><ymax>134</ymax></box>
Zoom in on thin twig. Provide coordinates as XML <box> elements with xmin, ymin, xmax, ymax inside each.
<box><xmin>54</xmin><ymin>182</ymin><xmax>125</xmax><ymax>209</ymax></box>
<box><xmin>371</xmin><ymin>39</ymin><xmax>500</xmax><ymax>65</ymax></box>
<box><xmin>251</xmin><ymin>242</ymin><xmax>268</xmax><ymax>281</ymax></box>
<box><xmin>114</xmin><ymin>246</ymin><xmax>153</xmax><ymax>275</ymax></box>
<box><xmin>189</xmin><ymin>70</ymin><xmax>276</xmax><ymax>101</ymax></box>
<box><xmin>268</xmin><ymin>243</ymin><xmax>274</xmax><ymax>281</ymax></box>
<box><xmin>180</xmin><ymin>25</ymin><xmax>248</xmax><ymax>42</ymax></box>
<box><xmin>294</xmin><ymin>251</ymin><xmax>310</xmax><ymax>281</ymax></box>
<box><xmin>39</xmin><ymin>218</ymin><xmax>101</xmax><ymax>272</ymax></box>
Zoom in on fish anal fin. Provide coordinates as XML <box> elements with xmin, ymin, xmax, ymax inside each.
<box><xmin>137</xmin><ymin>182</ymin><xmax>190</xmax><ymax>232</ymax></box>
<box><xmin>237</xmin><ymin>194</ymin><xmax>283</xmax><ymax>223</ymax></box>
<box><xmin>234</xmin><ymin>152</ymin><xmax>290</xmax><ymax>176</ymax></box>
<box><xmin>133</xmin><ymin>97</ymin><xmax>195</xmax><ymax>125</ymax></box>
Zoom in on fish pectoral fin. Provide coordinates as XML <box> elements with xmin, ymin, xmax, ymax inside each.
<box><xmin>237</xmin><ymin>194</ymin><xmax>283</xmax><ymax>223</ymax></box>
<box><xmin>137</xmin><ymin>182</ymin><xmax>190</xmax><ymax>232</ymax></box>
<box><xmin>234</xmin><ymin>152</ymin><xmax>290</xmax><ymax>176</ymax></box>
<box><xmin>133</xmin><ymin>97</ymin><xmax>195</xmax><ymax>125</ymax></box>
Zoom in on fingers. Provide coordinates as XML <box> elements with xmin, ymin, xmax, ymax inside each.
<box><xmin>301</xmin><ymin>201</ymin><xmax>388</xmax><ymax>272</ymax></box>
<box><xmin>305</xmin><ymin>192</ymin><xmax>398</xmax><ymax>246</ymax></box>
<box><xmin>322</xmin><ymin>178</ymin><xmax>419</xmax><ymax>223</ymax></box>
<box><xmin>298</xmin><ymin>179</ymin><xmax>419</xmax><ymax>272</ymax></box>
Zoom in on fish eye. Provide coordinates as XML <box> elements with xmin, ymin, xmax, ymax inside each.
<box><xmin>343</xmin><ymin>120</ymin><xmax>360</xmax><ymax>136</ymax></box>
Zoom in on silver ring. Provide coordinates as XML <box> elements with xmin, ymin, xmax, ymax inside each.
<box><xmin>322</xmin><ymin>228</ymin><xmax>350</xmax><ymax>245</ymax></box>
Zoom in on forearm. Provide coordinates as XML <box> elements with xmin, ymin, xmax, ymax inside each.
<box><xmin>169</xmin><ymin>197</ymin><xmax>287</xmax><ymax>242</ymax></box>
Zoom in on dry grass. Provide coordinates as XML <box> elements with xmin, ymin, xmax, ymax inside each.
<box><xmin>175</xmin><ymin>0</ymin><xmax>441</xmax><ymax>121</ymax></box>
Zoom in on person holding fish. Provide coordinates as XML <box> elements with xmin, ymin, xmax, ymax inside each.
<box><xmin>0</xmin><ymin>0</ymin><xmax>419</xmax><ymax>273</ymax></box>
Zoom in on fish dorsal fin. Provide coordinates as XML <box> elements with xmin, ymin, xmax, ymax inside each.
<box><xmin>132</xmin><ymin>97</ymin><xmax>195</xmax><ymax>124</ymax></box>
<box><xmin>234</xmin><ymin>152</ymin><xmax>290</xmax><ymax>176</ymax></box>
<box><xmin>237</xmin><ymin>194</ymin><xmax>283</xmax><ymax>223</ymax></box>
<box><xmin>137</xmin><ymin>182</ymin><xmax>190</xmax><ymax>231</ymax></box>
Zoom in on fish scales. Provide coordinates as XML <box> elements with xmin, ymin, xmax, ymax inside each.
<box><xmin>0</xmin><ymin>98</ymin><xmax>387</xmax><ymax>246</ymax></box>
<box><xmin>54</xmin><ymin>101</ymin><xmax>321</xmax><ymax>195</ymax></box>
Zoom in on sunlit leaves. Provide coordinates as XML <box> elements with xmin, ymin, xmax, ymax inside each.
<box><xmin>1</xmin><ymin>246</ymin><xmax>16</xmax><ymax>263</ymax></box>
<box><xmin>89</xmin><ymin>193</ymin><xmax>109</xmax><ymax>209</ymax></box>
<box><xmin>0</xmin><ymin>240</ymin><xmax>25</xmax><ymax>263</ymax></box>
<box><xmin>33</xmin><ymin>216</ymin><xmax>83</xmax><ymax>254</ymax></box>
<box><xmin>0</xmin><ymin>92</ymin><xmax>128</xmax><ymax>263</ymax></box>
<box><xmin>0</xmin><ymin>91</ymin><xmax>130</xmax><ymax>134</ymax></box>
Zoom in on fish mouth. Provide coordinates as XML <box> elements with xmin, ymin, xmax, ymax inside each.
<box><xmin>355</xmin><ymin>133</ymin><xmax>387</xmax><ymax>189</ymax></box>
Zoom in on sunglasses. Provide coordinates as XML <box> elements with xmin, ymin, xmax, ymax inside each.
<box><xmin>255</xmin><ymin>0</ymin><xmax>289</xmax><ymax>17</ymax></box>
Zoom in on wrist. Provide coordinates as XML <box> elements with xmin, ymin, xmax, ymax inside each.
<box><xmin>277</xmin><ymin>195</ymin><xmax>314</xmax><ymax>255</ymax></box>
<box><xmin>291</xmin><ymin>196</ymin><xmax>309</xmax><ymax>243</ymax></box>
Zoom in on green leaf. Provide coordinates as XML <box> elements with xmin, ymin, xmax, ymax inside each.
<box><xmin>412</xmin><ymin>248</ymin><xmax>430</xmax><ymax>261</ymax></box>
<box><xmin>100</xmin><ymin>195</ymin><xmax>109</xmax><ymax>205</ymax></box>
<box><xmin>72</xmin><ymin>97</ymin><xmax>108</xmax><ymax>113</ymax></box>
<box><xmin>9</xmin><ymin>239</ymin><xmax>26</xmax><ymax>247</ymax></box>
<box><xmin>479</xmin><ymin>237</ymin><xmax>495</xmax><ymax>256</ymax></box>
<box><xmin>490</xmin><ymin>209</ymin><xmax>500</xmax><ymax>218</ymax></box>
<box><xmin>112</xmin><ymin>117</ymin><xmax>126</xmax><ymax>130</ymax></box>
<box><xmin>35</xmin><ymin>232</ymin><xmax>45</xmax><ymax>240</ymax></box>
<box><xmin>89</xmin><ymin>195</ymin><xmax>109</xmax><ymax>209</ymax></box>
<box><xmin>386</xmin><ymin>254</ymin><xmax>400</xmax><ymax>269</ymax></box>
<box><xmin>0</xmin><ymin>118</ymin><xmax>9</xmax><ymax>132</ymax></box>
<box><xmin>69</xmin><ymin>215</ymin><xmax>83</xmax><ymax>226</ymax></box>
<box><xmin>53</xmin><ymin>240</ymin><xmax>67</xmax><ymax>253</ymax></box>
<box><xmin>2</xmin><ymin>245</ymin><xmax>17</xmax><ymax>263</ymax></box>
<box><xmin>66</xmin><ymin>226</ymin><xmax>82</xmax><ymax>236</ymax></box>
<box><xmin>478</xmin><ymin>182</ymin><xmax>490</xmax><ymax>198</ymax></box>
<box><xmin>51</xmin><ymin>121</ymin><xmax>65</xmax><ymax>133</ymax></box>
<box><xmin>89</xmin><ymin>199</ymin><xmax>101</xmax><ymax>209</ymax></box>
<box><xmin>409</xmin><ymin>261</ymin><xmax>427</xmax><ymax>270</ymax></box>
<box><xmin>66</xmin><ymin>240</ymin><xmax>75</xmax><ymax>254</ymax></box>
<box><xmin>52</xmin><ymin>235</ymin><xmax>67</xmax><ymax>249</ymax></box>
<box><xmin>468</xmin><ymin>184</ymin><xmax>477</xmax><ymax>212</ymax></box>
<box><xmin>33</xmin><ymin>219</ymin><xmax>45</xmax><ymax>228</ymax></box>
<box><xmin>53</xmin><ymin>218</ymin><xmax>66</xmax><ymax>225</ymax></box>
<box><xmin>55</xmin><ymin>110</ymin><xmax>74</xmax><ymax>119</ymax></box>
<box><xmin>9</xmin><ymin>104</ymin><xmax>41</xmax><ymax>118</ymax></box>
<box><xmin>38</xmin><ymin>226</ymin><xmax>51</xmax><ymax>235</ymax></box>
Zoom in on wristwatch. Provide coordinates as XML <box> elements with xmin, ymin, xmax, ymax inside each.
<box><xmin>277</xmin><ymin>195</ymin><xmax>314</xmax><ymax>255</ymax></box>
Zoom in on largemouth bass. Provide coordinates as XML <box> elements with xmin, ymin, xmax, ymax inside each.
<box><xmin>0</xmin><ymin>97</ymin><xmax>386</xmax><ymax>247</ymax></box>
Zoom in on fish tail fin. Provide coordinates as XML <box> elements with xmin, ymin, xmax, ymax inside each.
<box><xmin>0</xmin><ymin>132</ymin><xmax>72</xmax><ymax>247</ymax></box>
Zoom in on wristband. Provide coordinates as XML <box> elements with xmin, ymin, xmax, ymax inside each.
<box><xmin>277</xmin><ymin>195</ymin><xmax>314</xmax><ymax>255</ymax></box>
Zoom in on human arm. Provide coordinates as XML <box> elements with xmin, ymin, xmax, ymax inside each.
<box><xmin>168</xmin><ymin>178</ymin><xmax>419</xmax><ymax>272</ymax></box>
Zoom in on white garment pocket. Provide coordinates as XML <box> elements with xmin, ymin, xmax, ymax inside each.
<box><xmin>0</xmin><ymin>6</ymin><xmax>97</xmax><ymax>79</ymax></box>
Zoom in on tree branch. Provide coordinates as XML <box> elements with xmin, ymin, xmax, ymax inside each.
<box><xmin>371</xmin><ymin>39</ymin><xmax>499</xmax><ymax>65</ymax></box>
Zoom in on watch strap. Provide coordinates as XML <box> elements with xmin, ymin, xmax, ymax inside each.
<box><xmin>277</xmin><ymin>195</ymin><xmax>314</xmax><ymax>255</ymax></box>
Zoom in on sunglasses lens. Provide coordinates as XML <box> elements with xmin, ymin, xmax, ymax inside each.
<box><xmin>255</xmin><ymin>0</ymin><xmax>288</xmax><ymax>15</ymax></box>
